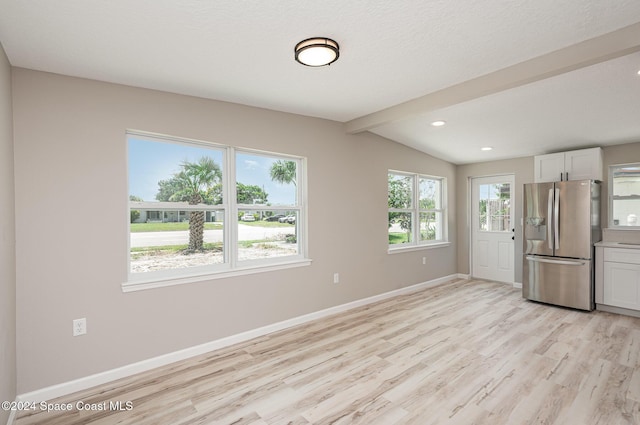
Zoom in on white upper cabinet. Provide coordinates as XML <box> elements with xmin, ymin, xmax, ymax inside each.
<box><xmin>565</xmin><ymin>148</ymin><xmax>603</xmax><ymax>181</ymax></box>
<box><xmin>534</xmin><ymin>152</ymin><xmax>565</xmax><ymax>183</ymax></box>
<box><xmin>534</xmin><ymin>147</ymin><xmax>603</xmax><ymax>182</ymax></box>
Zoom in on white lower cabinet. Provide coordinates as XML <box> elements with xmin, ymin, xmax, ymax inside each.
<box><xmin>603</xmin><ymin>261</ymin><xmax>640</xmax><ymax>310</ymax></box>
<box><xmin>598</xmin><ymin>246</ymin><xmax>640</xmax><ymax>313</ymax></box>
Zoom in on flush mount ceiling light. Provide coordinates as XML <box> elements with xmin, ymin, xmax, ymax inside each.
<box><xmin>430</xmin><ymin>120</ymin><xmax>446</xmax><ymax>127</ymax></box>
<box><xmin>295</xmin><ymin>37</ymin><xmax>339</xmax><ymax>67</ymax></box>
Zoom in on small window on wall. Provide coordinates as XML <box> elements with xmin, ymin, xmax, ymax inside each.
<box><xmin>388</xmin><ymin>170</ymin><xmax>447</xmax><ymax>250</ymax></box>
<box><xmin>610</xmin><ymin>163</ymin><xmax>640</xmax><ymax>228</ymax></box>
<box><xmin>127</xmin><ymin>131</ymin><xmax>308</xmax><ymax>289</ymax></box>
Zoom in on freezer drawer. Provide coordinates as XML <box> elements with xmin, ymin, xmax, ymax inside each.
<box><xmin>523</xmin><ymin>255</ymin><xmax>593</xmax><ymax>311</ymax></box>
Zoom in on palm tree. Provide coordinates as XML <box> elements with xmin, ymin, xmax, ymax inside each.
<box><xmin>171</xmin><ymin>157</ymin><xmax>222</xmax><ymax>252</ymax></box>
<box><xmin>269</xmin><ymin>160</ymin><xmax>296</xmax><ymax>186</ymax></box>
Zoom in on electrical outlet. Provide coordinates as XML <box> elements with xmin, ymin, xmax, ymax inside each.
<box><xmin>73</xmin><ymin>318</ymin><xmax>87</xmax><ymax>336</ymax></box>
<box><xmin>422</xmin><ymin>257</ymin><xmax>427</xmax><ymax>265</ymax></box>
<box><xmin>333</xmin><ymin>273</ymin><xmax>340</xmax><ymax>284</ymax></box>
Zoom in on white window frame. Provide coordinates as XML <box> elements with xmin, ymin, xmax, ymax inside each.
<box><xmin>388</xmin><ymin>170</ymin><xmax>448</xmax><ymax>253</ymax></box>
<box><xmin>609</xmin><ymin>163</ymin><xmax>640</xmax><ymax>229</ymax></box>
<box><xmin>124</xmin><ymin>131</ymin><xmax>310</xmax><ymax>292</ymax></box>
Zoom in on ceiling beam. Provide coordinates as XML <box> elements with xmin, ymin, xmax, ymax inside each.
<box><xmin>345</xmin><ymin>22</ymin><xmax>640</xmax><ymax>134</ymax></box>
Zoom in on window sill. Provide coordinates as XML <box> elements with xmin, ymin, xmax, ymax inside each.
<box><xmin>388</xmin><ymin>242</ymin><xmax>451</xmax><ymax>254</ymax></box>
<box><xmin>122</xmin><ymin>258</ymin><xmax>312</xmax><ymax>293</ymax></box>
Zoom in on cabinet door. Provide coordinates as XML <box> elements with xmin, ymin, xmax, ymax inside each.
<box><xmin>565</xmin><ymin>147</ymin><xmax>602</xmax><ymax>181</ymax></box>
<box><xmin>603</xmin><ymin>261</ymin><xmax>640</xmax><ymax>310</ymax></box>
<box><xmin>534</xmin><ymin>153</ymin><xmax>565</xmax><ymax>183</ymax></box>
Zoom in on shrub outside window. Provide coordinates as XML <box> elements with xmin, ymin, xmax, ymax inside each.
<box><xmin>127</xmin><ymin>132</ymin><xmax>307</xmax><ymax>287</ymax></box>
<box><xmin>388</xmin><ymin>171</ymin><xmax>446</xmax><ymax>249</ymax></box>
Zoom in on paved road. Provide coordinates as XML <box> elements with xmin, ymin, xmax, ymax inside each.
<box><xmin>130</xmin><ymin>224</ymin><xmax>293</xmax><ymax>247</ymax></box>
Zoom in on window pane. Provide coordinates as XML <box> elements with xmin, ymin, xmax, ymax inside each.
<box><xmin>236</xmin><ymin>153</ymin><xmax>297</xmax><ymax>206</ymax></box>
<box><xmin>130</xmin><ymin>210</ymin><xmax>224</xmax><ymax>273</ymax></box>
<box><xmin>489</xmin><ymin>215</ymin><xmax>510</xmax><ymax>231</ymax></box>
<box><xmin>478</xmin><ymin>183</ymin><xmax>510</xmax><ymax>232</ymax></box>
<box><xmin>388</xmin><ymin>212</ymin><xmax>413</xmax><ymax>244</ymax></box>
<box><xmin>129</xmin><ymin>136</ymin><xmax>225</xmax><ymax>274</ymax></box>
<box><xmin>419</xmin><ymin>211</ymin><xmax>442</xmax><ymax>241</ymax></box>
<box><xmin>237</xmin><ymin>210</ymin><xmax>298</xmax><ymax>261</ymax></box>
<box><xmin>613</xmin><ymin>166</ymin><xmax>640</xmax><ymax>197</ymax></box>
<box><xmin>419</xmin><ymin>178</ymin><xmax>440</xmax><ymax>210</ymax></box>
<box><xmin>388</xmin><ymin>173</ymin><xmax>413</xmax><ymax>209</ymax></box>
<box><xmin>612</xmin><ymin>199</ymin><xmax>640</xmax><ymax>226</ymax></box>
<box><xmin>479</xmin><ymin>213</ymin><xmax>488</xmax><ymax>231</ymax></box>
<box><xmin>612</xmin><ymin>165</ymin><xmax>640</xmax><ymax>227</ymax></box>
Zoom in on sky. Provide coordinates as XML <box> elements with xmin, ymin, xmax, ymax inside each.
<box><xmin>478</xmin><ymin>183</ymin><xmax>511</xmax><ymax>200</ymax></box>
<box><xmin>128</xmin><ymin>136</ymin><xmax>297</xmax><ymax>205</ymax></box>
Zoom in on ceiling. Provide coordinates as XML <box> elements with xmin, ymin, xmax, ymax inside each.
<box><xmin>1</xmin><ymin>1</ymin><xmax>640</xmax><ymax>164</ymax></box>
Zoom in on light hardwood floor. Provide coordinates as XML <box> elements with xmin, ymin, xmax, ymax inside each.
<box><xmin>15</xmin><ymin>278</ymin><xmax>640</xmax><ymax>425</ymax></box>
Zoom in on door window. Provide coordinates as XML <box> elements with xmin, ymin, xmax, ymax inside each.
<box><xmin>478</xmin><ymin>183</ymin><xmax>511</xmax><ymax>232</ymax></box>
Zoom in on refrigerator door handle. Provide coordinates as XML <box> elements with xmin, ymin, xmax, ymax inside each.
<box><xmin>548</xmin><ymin>188</ymin><xmax>554</xmax><ymax>250</ymax></box>
<box><xmin>554</xmin><ymin>188</ymin><xmax>560</xmax><ymax>249</ymax></box>
<box><xmin>525</xmin><ymin>256</ymin><xmax>586</xmax><ymax>266</ymax></box>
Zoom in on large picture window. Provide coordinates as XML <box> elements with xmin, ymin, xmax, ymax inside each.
<box><xmin>127</xmin><ymin>132</ymin><xmax>307</xmax><ymax>288</ymax></box>
<box><xmin>388</xmin><ymin>171</ymin><xmax>447</xmax><ymax>249</ymax></box>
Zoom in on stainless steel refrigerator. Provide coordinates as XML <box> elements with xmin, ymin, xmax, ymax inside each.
<box><xmin>523</xmin><ymin>180</ymin><xmax>601</xmax><ymax>311</ymax></box>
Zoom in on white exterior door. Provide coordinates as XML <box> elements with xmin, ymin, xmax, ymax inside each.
<box><xmin>472</xmin><ymin>175</ymin><xmax>515</xmax><ymax>283</ymax></box>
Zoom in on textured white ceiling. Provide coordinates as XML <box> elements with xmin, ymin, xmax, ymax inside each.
<box><xmin>1</xmin><ymin>1</ymin><xmax>640</xmax><ymax>163</ymax></box>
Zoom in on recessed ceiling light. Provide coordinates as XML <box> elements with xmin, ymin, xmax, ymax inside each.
<box><xmin>481</xmin><ymin>147</ymin><xmax>493</xmax><ymax>151</ymax></box>
<box><xmin>431</xmin><ymin>120</ymin><xmax>446</xmax><ymax>127</ymax></box>
<box><xmin>637</xmin><ymin>69</ymin><xmax>640</xmax><ymax>75</ymax></box>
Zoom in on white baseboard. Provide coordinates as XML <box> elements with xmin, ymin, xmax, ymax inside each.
<box><xmin>15</xmin><ymin>274</ymin><xmax>462</xmax><ymax>406</ymax></box>
<box><xmin>596</xmin><ymin>303</ymin><xmax>640</xmax><ymax>318</ymax></box>
<box><xmin>513</xmin><ymin>282</ymin><xmax>523</xmax><ymax>289</ymax></box>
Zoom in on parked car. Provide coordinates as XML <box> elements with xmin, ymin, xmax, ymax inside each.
<box><xmin>241</xmin><ymin>214</ymin><xmax>255</xmax><ymax>222</ymax></box>
<box><xmin>279</xmin><ymin>215</ymin><xmax>296</xmax><ymax>224</ymax></box>
<box><xmin>266</xmin><ymin>214</ymin><xmax>285</xmax><ymax>222</ymax></box>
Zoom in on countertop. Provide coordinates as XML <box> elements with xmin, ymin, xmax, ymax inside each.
<box><xmin>595</xmin><ymin>241</ymin><xmax>640</xmax><ymax>249</ymax></box>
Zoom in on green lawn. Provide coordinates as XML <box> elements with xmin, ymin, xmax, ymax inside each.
<box><xmin>131</xmin><ymin>220</ymin><xmax>293</xmax><ymax>232</ymax></box>
<box><xmin>389</xmin><ymin>233</ymin><xmax>411</xmax><ymax>244</ymax></box>
<box><xmin>130</xmin><ymin>222</ymin><xmax>222</xmax><ymax>232</ymax></box>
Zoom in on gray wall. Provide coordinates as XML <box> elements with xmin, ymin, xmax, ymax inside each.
<box><xmin>456</xmin><ymin>157</ymin><xmax>535</xmax><ymax>284</ymax></box>
<box><xmin>12</xmin><ymin>68</ymin><xmax>457</xmax><ymax>392</ymax></box>
<box><xmin>0</xmin><ymin>43</ymin><xmax>16</xmax><ymax>424</ymax></box>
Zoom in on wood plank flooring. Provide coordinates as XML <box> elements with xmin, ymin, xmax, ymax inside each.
<box><xmin>14</xmin><ymin>278</ymin><xmax>640</xmax><ymax>424</ymax></box>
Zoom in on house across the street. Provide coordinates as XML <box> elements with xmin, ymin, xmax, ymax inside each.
<box><xmin>129</xmin><ymin>201</ymin><xmax>220</xmax><ymax>223</ymax></box>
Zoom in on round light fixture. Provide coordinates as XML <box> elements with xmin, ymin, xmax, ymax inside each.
<box><xmin>295</xmin><ymin>38</ymin><xmax>339</xmax><ymax>67</ymax></box>
<box><xmin>431</xmin><ymin>120</ymin><xmax>446</xmax><ymax>127</ymax></box>
<box><xmin>481</xmin><ymin>147</ymin><xmax>493</xmax><ymax>151</ymax></box>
